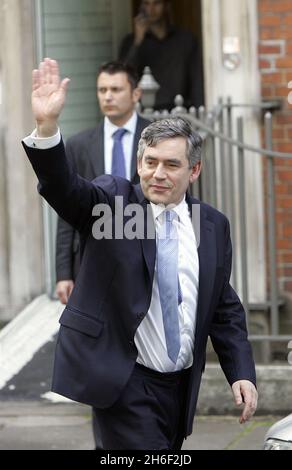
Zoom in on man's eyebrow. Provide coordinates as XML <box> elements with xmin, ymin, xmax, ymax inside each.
<box><xmin>166</xmin><ymin>158</ymin><xmax>181</xmax><ymax>164</ymax></box>
<box><xmin>144</xmin><ymin>155</ymin><xmax>157</xmax><ymax>160</ymax></box>
<box><xmin>144</xmin><ymin>156</ymin><xmax>182</xmax><ymax>164</ymax></box>
<box><xmin>98</xmin><ymin>86</ymin><xmax>122</xmax><ymax>91</ymax></box>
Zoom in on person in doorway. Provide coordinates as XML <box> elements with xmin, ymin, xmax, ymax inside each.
<box><xmin>119</xmin><ymin>0</ymin><xmax>204</xmax><ymax>110</ymax></box>
<box><xmin>56</xmin><ymin>61</ymin><xmax>150</xmax><ymax>305</ymax></box>
<box><xmin>23</xmin><ymin>58</ymin><xmax>257</xmax><ymax>450</ymax></box>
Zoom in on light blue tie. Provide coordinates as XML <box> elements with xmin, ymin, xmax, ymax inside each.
<box><xmin>157</xmin><ymin>210</ymin><xmax>181</xmax><ymax>363</ymax></box>
<box><xmin>111</xmin><ymin>128</ymin><xmax>127</xmax><ymax>178</ymax></box>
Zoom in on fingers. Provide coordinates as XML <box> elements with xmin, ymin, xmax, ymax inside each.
<box><xmin>56</xmin><ymin>285</ymin><xmax>68</xmax><ymax>304</ymax></box>
<box><xmin>35</xmin><ymin>58</ymin><xmax>67</xmax><ymax>87</ymax></box>
<box><xmin>43</xmin><ymin>59</ymin><xmax>50</xmax><ymax>84</ymax></box>
<box><xmin>38</xmin><ymin>60</ymin><xmax>46</xmax><ymax>86</ymax></box>
<box><xmin>240</xmin><ymin>401</ymin><xmax>256</xmax><ymax>424</ymax></box>
<box><xmin>34</xmin><ymin>59</ymin><xmax>49</xmax><ymax>88</ymax></box>
<box><xmin>31</xmin><ymin>57</ymin><xmax>69</xmax><ymax>129</ymax></box>
<box><xmin>56</xmin><ymin>280</ymin><xmax>74</xmax><ymax>304</ymax></box>
<box><xmin>232</xmin><ymin>381</ymin><xmax>243</xmax><ymax>405</ymax></box>
<box><xmin>50</xmin><ymin>59</ymin><xmax>61</xmax><ymax>87</ymax></box>
<box><xmin>240</xmin><ymin>385</ymin><xmax>258</xmax><ymax>424</ymax></box>
<box><xmin>60</xmin><ymin>78</ymin><xmax>71</xmax><ymax>93</ymax></box>
<box><xmin>38</xmin><ymin>58</ymin><xmax>56</xmax><ymax>85</ymax></box>
<box><xmin>32</xmin><ymin>58</ymin><xmax>70</xmax><ymax>100</ymax></box>
<box><xmin>32</xmin><ymin>69</ymin><xmax>40</xmax><ymax>91</ymax></box>
<box><xmin>232</xmin><ymin>380</ymin><xmax>258</xmax><ymax>424</ymax></box>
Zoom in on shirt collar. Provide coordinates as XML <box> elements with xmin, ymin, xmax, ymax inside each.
<box><xmin>145</xmin><ymin>25</ymin><xmax>177</xmax><ymax>40</ymax></box>
<box><xmin>150</xmin><ymin>196</ymin><xmax>189</xmax><ymax>225</ymax></box>
<box><xmin>104</xmin><ymin>112</ymin><xmax>138</xmax><ymax>138</ymax></box>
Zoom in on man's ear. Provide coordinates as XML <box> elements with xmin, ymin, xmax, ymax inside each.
<box><xmin>189</xmin><ymin>161</ymin><xmax>202</xmax><ymax>183</ymax></box>
<box><xmin>133</xmin><ymin>87</ymin><xmax>142</xmax><ymax>104</ymax></box>
<box><xmin>137</xmin><ymin>157</ymin><xmax>142</xmax><ymax>175</ymax></box>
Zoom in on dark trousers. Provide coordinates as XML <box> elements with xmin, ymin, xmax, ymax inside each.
<box><xmin>93</xmin><ymin>363</ymin><xmax>190</xmax><ymax>450</ymax></box>
<box><xmin>92</xmin><ymin>409</ymin><xmax>103</xmax><ymax>450</ymax></box>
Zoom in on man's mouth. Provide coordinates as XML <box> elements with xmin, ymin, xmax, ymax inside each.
<box><xmin>150</xmin><ymin>185</ymin><xmax>171</xmax><ymax>192</ymax></box>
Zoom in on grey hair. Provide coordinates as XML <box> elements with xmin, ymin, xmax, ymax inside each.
<box><xmin>137</xmin><ymin>117</ymin><xmax>202</xmax><ymax>167</ymax></box>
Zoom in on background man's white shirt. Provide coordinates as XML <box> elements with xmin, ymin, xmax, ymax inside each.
<box><xmin>104</xmin><ymin>112</ymin><xmax>138</xmax><ymax>181</ymax></box>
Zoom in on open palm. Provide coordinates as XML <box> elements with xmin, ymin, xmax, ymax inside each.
<box><xmin>32</xmin><ymin>58</ymin><xmax>70</xmax><ymax>123</ymax></box>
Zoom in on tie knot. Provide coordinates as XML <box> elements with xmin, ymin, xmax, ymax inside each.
<box><xmin>158</xmin><ymin>210</ymin><xmax>178</xmax><ymax>239</ymax></box>
<box><xmin>113</xmin><ymin>128</ymin><xmax>127</xmax><ymax>141</ymax></box>
<box><xmin>165</xmin><ymin>210</ymin><xmax>177</xmax><ymax>224</ymax></box>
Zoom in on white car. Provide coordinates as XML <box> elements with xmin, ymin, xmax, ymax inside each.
<box><xmin>264</xmin><ymin>414</ymin><xmax>292</xmax><ymax>450</ymax></box>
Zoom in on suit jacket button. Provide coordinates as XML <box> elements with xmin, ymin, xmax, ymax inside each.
<box><xmin>129</xmin><ymin>340</ymin><xmax>134</xmax><ymax>346</ymax></box>
<box><xmin>137</xmin><ymin>312</ymin><xmax>144</xmax><ymax>319</ymax></box>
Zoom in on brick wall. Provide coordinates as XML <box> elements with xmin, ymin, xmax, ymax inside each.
<box><xmin>258</xmin><ymin>0</ymin><xmax>292</xmax><ymax>293</ymax></box>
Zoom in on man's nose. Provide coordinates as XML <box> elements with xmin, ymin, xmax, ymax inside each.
<box><xmin>153</xmin><ymin>164</ymin><xmax>166</xmax><ymax>179</ymax></box>
<box><xmin>104</xmin><ymin>90</ymin><xmax>113</xmax><ymax>101</ymax></box>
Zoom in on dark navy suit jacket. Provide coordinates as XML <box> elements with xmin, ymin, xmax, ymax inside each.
<box><xmin>23</xmin><ymin>139</ymin><xmax>256</xmax><ymax>437</ymax></box>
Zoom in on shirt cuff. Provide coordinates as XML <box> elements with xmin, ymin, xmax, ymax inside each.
<box><xmin>23</xmin><ymin>128</ymin><xmax>61</xmax><ymax>149</ymax></box>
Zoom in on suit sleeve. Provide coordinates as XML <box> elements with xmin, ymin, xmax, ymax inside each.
<box><xmin>55</xmin><ymin>217</ymin><xmax>75</xmax><ymax>282</ymax></box>
<box><xmin>55</xmin><ymin>139</ymin><xmax>77</xmax><ymax>282</ymax></box>
<box><xmin>22</xmin><ymin>139</ymin><xmax>115</xmax><ymax>234</ymax></box>
<box><xmin>209</xmin><ymin>218</ymin><xmax>256</xmax><ymax>387</ymax></box>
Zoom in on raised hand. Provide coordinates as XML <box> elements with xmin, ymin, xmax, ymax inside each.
<box><xmin>133</xmin><ymin>13</ymin><xmax>149</xmax><ymax>46</ymax></box>
<box><xmin>32</xmin><ymin>58</ymin><xmax>70</xmax><ymax>137</ymax></box>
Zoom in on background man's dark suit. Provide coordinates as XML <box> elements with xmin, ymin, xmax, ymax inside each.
<box><xmin>56</xmin><ymin>115</ymin><xmax>150</xmax><ymax>282</ymax></box>
<box><xmin>24</xmin><ymin>139</ymin><xmax>256</xmax><ymax>442</ymax></box>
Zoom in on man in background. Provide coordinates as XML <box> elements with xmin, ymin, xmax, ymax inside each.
<box><xmin>56</xmin><ymin>61</ymin><xmax>150</xmax><ymax>305</ymax></box>
<box><xmin>119</xmin><ymin>0</ymin><xmax>204</xmax><ymax>110</ymax></box>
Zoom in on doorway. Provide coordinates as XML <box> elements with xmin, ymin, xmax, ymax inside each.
<box><xmin>132</xmin><ymin>0</ymin><xmax>202</xmax><ymax>40</ymax></box>
<box><xmin>131</xmin><ymin>0</ymin><xmax>204</xmax><ymax>105</ymax></box>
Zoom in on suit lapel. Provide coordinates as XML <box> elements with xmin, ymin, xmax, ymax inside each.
<box><xmin>130</xmin><ymin>117</ymin><xmax>146</xmax><ymax>181</ymax></box>
<box><xmin>133</xmin><ymin>185</ymin><xmax>156</xmax><ymax>281</ymax></box>
<box><xmin>197</xmin><ymin>210</ymin><xmax>217</xmax><ymax>335</ymax></box>
<box><xmin>187</xmin><ymin>196</ymin><xmax>217</xmax><ymax>336</ymax></box>
<box><xmin>88</xmin><ymin>121</ymin><xmax>104</xmax><ymax>176</ymax></box>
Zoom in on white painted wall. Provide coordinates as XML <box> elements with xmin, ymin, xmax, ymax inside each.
<box><xmin>0</xmin><ymin>0</ymin><xmax>44</xmax><ymax>320</ymax></box>
<box><xmin>201</xmin><ymin>0</ymin><xmax>266</xmax><ymax>303</ymax></box>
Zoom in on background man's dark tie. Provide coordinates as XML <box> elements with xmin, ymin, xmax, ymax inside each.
<box><xmin>111</xmin><ymin>128</ymin><xmax>127</xmax><ymax>178</ymax></box>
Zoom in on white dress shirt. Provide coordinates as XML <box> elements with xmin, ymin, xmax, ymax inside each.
<box><xmin>103</xmin><ymin>112</ymin><xmax>138</xmax><ymax>181</ymax></box>
<box><xmin>135</xmin><ymin>199</ymin><xmax>199</xmax><ymax>372</ymax></box>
